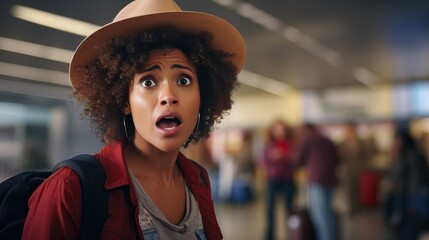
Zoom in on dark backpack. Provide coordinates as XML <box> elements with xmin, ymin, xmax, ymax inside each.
<box><xmin>0</xmin><ymin>154</ymin><xmax>109</xmax><ymax>240</ymax></box>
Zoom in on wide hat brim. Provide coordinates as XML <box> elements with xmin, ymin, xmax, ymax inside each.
<box><xmin>69</xmin><ymin>11</ymin><xmax>246</xmax><ymax>89</ymax></box>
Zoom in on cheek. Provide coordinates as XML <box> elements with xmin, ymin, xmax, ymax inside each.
<box><xmin>189</xmin><ymin>85</ymin><xmax>201</xmax><ymax>110</ymax></box>
<box><xmin>186</xmin><ymin>95</ymin><xmax>200</xmax><ymax>120</ymax></box>
<box><xmin>129</xmin><ymin>96</ymin><xmax>153</xmax><ymax>127</ymax></box>
<box><xmin>190</xmin><ymin>92</ymin><xmax>201</xmax><ymax>111</ymax></box>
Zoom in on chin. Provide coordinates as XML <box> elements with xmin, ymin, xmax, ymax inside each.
<box><xmin>157</xmin><ymin>146</ymin><xmax>181</xmax><ymax>153</ymax></box>
<box><xmin>153</xmin><ymin>139</ymin><xmax>185</xmax><ymax>153</ymax></box>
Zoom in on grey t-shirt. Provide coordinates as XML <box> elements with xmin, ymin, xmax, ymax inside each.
<box><xmin>129</xmin><ymin>171</ymin><xmax>206</xmax><ymax>240</ymax></box>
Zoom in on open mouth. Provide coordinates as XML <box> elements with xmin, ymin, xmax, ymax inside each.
<box><xmin>156</xmin><ymin>116</ymin><xmax>182</xmax><ymax>130</ymax></box>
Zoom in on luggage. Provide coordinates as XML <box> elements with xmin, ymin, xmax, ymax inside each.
<box><xmin>288</xmin><ymin>182</ymin><xmax>315</xmax><ymax>240</ymax></box>
<box><xmin>288</xmin><ymin>208</ymin><xmax>315</xmax><ymax>240</ymax></box>
<box><xmin>230</xmin><ymin>177</ymin><xmax>253</xmax><ymax>203</ymax></box>
<box><xmin>359</xmin><ymin>169</ymin><xmax>380</xmax><ymax>208</ymax></box>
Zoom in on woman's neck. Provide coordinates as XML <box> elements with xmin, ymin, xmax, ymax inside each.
<box><xmin>124</xmin><ymin>141</ymin><xmax>180</xmax><ymax>184</ymax></box>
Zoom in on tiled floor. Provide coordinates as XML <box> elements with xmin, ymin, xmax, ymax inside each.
<box><xmin>215</xmin><ymin>197</ymin><xmax>275</xmax><ymax>240</ymax></box>
<box><xmin>211</xmin><ymin>168</ymin><xmax>429</xmax><ymax>240</ymax></box>
<box><xmin>214</xmin><ymin>194</ymin><xmax>396</xmax><ymax>240</ymax></box>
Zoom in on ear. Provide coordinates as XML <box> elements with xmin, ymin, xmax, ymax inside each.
<box><xmin>123</xmin><ymin>102</ymin><xmax>131</xmax><ymax>115</ymax></box>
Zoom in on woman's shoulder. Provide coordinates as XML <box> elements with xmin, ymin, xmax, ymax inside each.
<box><xmin>50</xmin><ymin>166</ymin><xmax>81</xmax><ymax>185</ymax></box>
<box><xmin>23</xmin><ymin>166</ymin><xmax>82</xmax><ymax>239</ymax></box>
<box><xmin>32</xmin><ymin>166</ymin><xmax>81</xmax><ymax>199</ymax></box>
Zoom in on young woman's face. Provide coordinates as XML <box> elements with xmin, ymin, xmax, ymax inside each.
<box><xmin>126</xmin><ymin>48</ymin><xmax>200</xmax><ymax>152</ymax></box>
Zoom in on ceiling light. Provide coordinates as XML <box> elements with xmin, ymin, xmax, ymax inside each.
<box><xmin>353</xmin><ymin>67</ymin><xmax>381</xmax><ymax>88</ymax></box>
<box><xmin>298</xmin><ymin>36</ymin><xmax>319</xmax><ymax>52</ymax></box>
<box><xmin>296</xmin><ymin>36</ymin><xmax>343</xmax><ymax>67</ymax></box>
<box><xmin>324</xmin><ymin>50</ymin><xmax>342</xmax><ymax>67</ymax></box>
<box><xmin>212</xmin><ymin>0</ymin><xmax>236</xmax><ymax>7</ymax></box>
<box><xmin>236</xmin><ymin>2</ymin><xmax>258</xmax><ymax>19</ymax></box>
<box><xmin>11</xmin><ymin>5</ymin><xmax>99</xmax><ymax>37</ymax></box>
<box><xmin>238</xmin><ymin>70</ymin><xmax>290</xmax><ymax>97</ymax></box>
<box><xmin>235</xmin><ymin>2</ymin><xmax>281</xmax><ymax>31</ymax></box>
<box><xmin>214</xmin><ymin>0</ymin><xmax>346</xmax><ymax>73</ymax></box>
<box><xmin>0</xmin><ymin>37</ymin><xmax>73</xmax><ymax>63</ymax></box>
<box><xmin>0</xmin><ymin>62</ymin><xmax>70</xmax><ymax>86</ymax></box>
<box><xmin>254</xmin><ymin>16</ymin><xmax>281</xmax><ymax>32</ymax></box>
<box><xmin>282</xmin><ymin>27</ymin><xmax>303</xmax><ymax>43</ymax></box>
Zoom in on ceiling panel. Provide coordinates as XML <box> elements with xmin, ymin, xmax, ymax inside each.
<box><xmin>1</xmin><ymin>0</ymin><xmax>429</xmax><ymax>96</ymax></box>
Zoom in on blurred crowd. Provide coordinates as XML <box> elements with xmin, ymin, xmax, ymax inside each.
<box><xmin>184</xmin><ymin>119</ymin><xmax>429</xmax><ymax>240</ymax></box>
<box><xmin>4</xmin><ymin>117</ymin><xmax>429</xmax><ymax>240</ymax></box>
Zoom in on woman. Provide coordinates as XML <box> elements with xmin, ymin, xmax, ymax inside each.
<box><xmin>262</xmin><ymin>119</ymin><xmax>296</xmax><ymax>240</ymax></box>
<box><xmin>22</xmin><ymin>0</ymin><xmax>246</xmax><ymax>239</ymax></box>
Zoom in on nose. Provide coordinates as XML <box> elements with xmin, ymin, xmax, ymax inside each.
<box><xmin>159</xmin><ymin>83</ymin><xmax>179</xmax><ymax>106</ymax></box>
<box><xmin>160</xmin><ymin>97</ymin><xmax>178</xmax><ymax>106</ymax></box>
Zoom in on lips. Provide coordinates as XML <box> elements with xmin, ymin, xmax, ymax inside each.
<box><xmin>156</xmin><ymin>112</ymin><xmax>183</xmax><ymax>136</ymax></box>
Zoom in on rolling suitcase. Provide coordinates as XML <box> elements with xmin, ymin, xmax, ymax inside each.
<box><xmin>359</xmin><ymin>169</ymin><xmax>380</xmax><ymax>208</ymax></box>
<box><xmin>288</xmin><ymin>184</ymin><xmax>315</xmax><ymax>240</ymax></box>
<box><xmin>230</xmin><ymin>177</ymin><xmax>253</xmax><ymax>203</ymax></box>
<box><xmin>288</xmin><ymin>208</ymin><xmax>315</xmax><ymax>240</ymax></box>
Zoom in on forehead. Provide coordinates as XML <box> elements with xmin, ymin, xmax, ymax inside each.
<box><xmin>145</xmin><ymin>48</ymin><xmax>194</xmax><ymax>66</ymax></box>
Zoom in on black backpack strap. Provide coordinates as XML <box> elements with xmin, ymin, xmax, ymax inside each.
<box><xmin>190</xmin><ymin>160</ymin><xmax>208</xmax><ymax>188</ymax></box>
<box><xmin>53</xmin><ymin>154</ymin><xmax>108</xmax><ymax>240</ymax></box>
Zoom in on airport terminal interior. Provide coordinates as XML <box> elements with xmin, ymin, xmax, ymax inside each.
<box><xmin>1</xmin><ymin>0</ymin><xmax>429</xmax><ymax>239</ymax></box>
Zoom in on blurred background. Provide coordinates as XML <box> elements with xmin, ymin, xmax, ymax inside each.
<box><xmin>1</xmin><ymin>0</ymin><xmax>429</xmax><ymax>239</ymax></box>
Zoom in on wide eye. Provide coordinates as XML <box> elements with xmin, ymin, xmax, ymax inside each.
<box><xmin>140</xmin><ymin>79</ymin><xmax>156</xmax><ymax>88</ymax></box>
<box><xmin>177</xmin><ymin>75</ymin><xmax>191</xmax><ymax>86</ymax></box>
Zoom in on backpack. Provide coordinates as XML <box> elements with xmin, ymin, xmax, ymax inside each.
<box><xmin>0</xmin><ymin>154</ymin><xmax>109</xmax><ymax>240</ymax></box>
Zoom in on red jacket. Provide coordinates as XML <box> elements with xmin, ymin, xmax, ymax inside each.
<box><xmin>22</xmin><ymin>140</ymin><xmax>222</xmax><ymax>239</ymax></box>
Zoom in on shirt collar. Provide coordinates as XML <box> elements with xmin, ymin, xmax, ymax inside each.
<box><xmin>95</xmin><ymin>140</ymin><xmax>202</xmax><ymax>190</ymax></box>
<box><xmin>95</xmin><ymin>140</ymin><xmax>131</xmax><ymax>190</ymax></box>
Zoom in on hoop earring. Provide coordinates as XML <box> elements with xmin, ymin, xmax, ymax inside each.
<box><xmin>123</xmin><ymin>114</ymin><xmax>131</xmax><ymax>141</ymax></box>
<box><xmin>183</xmin><ymin>113</ymin><xmax>200</xmax><ymax>147</ymax></box>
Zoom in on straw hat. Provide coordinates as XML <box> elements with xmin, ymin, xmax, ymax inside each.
<box><xmin>69</xmin><ymin>0</ymin><xmax>246</xmax><ymax>89</ymax></box>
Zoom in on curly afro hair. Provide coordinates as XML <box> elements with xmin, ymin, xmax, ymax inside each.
<box><xmin>73</xmin><ymin>26</ymin><xmax>238</xmax><ymax>145</ymax></box>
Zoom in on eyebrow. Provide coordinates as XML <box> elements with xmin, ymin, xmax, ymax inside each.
<box><xmin>172</xmin><ymin>64</ymin><xmax>195</xmax><ymax>74</ymax></box>
<box><xmin>142</xmin><ymin>65</ymin><xmax>160</xmax><ymax>73</ymax></box>
<box><xmin>142</xmin><ymin>64</ymin><xmax>195</xmax><ymax>74</ymax></box>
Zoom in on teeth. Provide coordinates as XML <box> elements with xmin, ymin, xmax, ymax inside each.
<box><xmin>164</xmin><ymin>116</ymin><xmax>175</xmax><ymax>119</ymax></box>
<box><xmin>165</xmin><ymin>127</ymin><xmax>176</xmax><ymax>130</ymax></box>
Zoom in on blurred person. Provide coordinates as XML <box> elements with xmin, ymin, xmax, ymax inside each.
<box><xmin>21</xmin><ymin>0</ymin><xmax>246</xmax><ymax>239</ymax></box>
<box><xmin>385</xmin><ymin>127</ymin><xmax>429</xmax><ymax>240</ymax></box>
<box><xmin>217</xmin><ymin>148</ymin><xmax>236</xmax><ymax>202</ymax></box>
<box><xmin>417</xmin><ymin>132</ymin><xmax>429</xmax><ymax>159</ymax></box>
<box><xmin>338</xmin><ymin>121</ymin><xmax>375</xmax><ymax>217</ymax></box>
<box><xmin>235</xmin><ymin>130</ymin><xmax>256</xmax><ymax>179</ymax></box>
<box><xmin>293</xmin><ymin>123</ymin><xmax>340</xmax><ymax>240</ymax></box>
<box><xmin>229</xmin><ymin>130</ymin><xmax>255</xmax><ymax>204</ymax></box>
<box><xmin>261</xmin><ymin>119</ymin><xmax>296</xmax><ymax>240</ymax></box>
